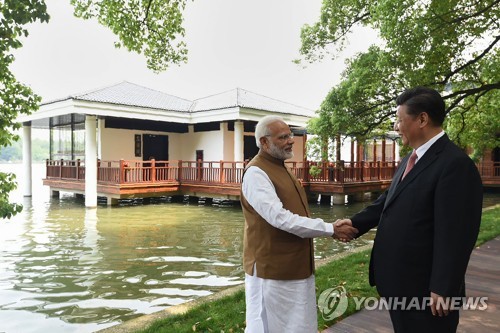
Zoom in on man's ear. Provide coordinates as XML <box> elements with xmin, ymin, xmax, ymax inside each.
<box><xmin>419</xmin><ymin>112</ymin><xmax>429</xmax><ymax>127</ymax></box>
<box><xmin>259</xmin><ymin>136</ymin><xmax>268</xmax><ymax>148</ymax></box>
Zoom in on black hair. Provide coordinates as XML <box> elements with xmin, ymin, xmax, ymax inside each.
<box><xmin>396</xmin><ymin>87</ymin><xmax>446</xmax><ymax>126</ymax></box>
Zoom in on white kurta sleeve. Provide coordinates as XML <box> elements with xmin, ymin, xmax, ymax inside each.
<box><xmin>242</xmin><ymin>166</ymin><xmax>334</xmax><ymax>238</ymax></box>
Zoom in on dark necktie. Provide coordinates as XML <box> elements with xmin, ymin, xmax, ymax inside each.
<box><xmin>402</xmin><ymin>150</ymin><xmax>418</xmax><ymax>180</ymax></box>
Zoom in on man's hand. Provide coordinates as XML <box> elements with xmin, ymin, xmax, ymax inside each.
<box><xmin>430</xmin><ymin>291</ymin><xmax>450</xmax><ymax>317</ymax></box>
<box><xmin>333</xmin><ymin>219</ymin><xmax>358</xmax><ymax>242</ymax></box>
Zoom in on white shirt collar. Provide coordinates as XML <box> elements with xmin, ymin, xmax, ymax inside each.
<box><xmin>414</xmin><ymin>131</ymin><xmax>445</xmax><ymax>163</ymax></box>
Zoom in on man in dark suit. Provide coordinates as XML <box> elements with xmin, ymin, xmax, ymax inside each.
<box><xmin>336</xmin><ymin>87</ymin><xmax>483</xmax><ymax>332</ymax></box>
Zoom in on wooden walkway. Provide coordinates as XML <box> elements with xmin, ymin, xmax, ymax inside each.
<box><xmin>43</xmin><ymin>159</ymin><xmax>398</xmax><ymax>202</ymax></box>
<box><xmin>322</xmin><ymin>236</ymin><xmax>500</xmax><ymax>332</ymax></box>
<box><xmin>42</xmin><ymin>159</ymin><xmax>498</xmax><ymax>204</ymax></box>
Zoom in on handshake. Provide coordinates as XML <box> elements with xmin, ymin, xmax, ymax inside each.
<box><xmin>333</xmin><ymin>219</ymin><xmax>358</xmax><ymax>243</ymax></box>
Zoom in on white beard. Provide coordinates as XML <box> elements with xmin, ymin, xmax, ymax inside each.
<box><xmin>268</xmin><ymin>141</ymin><xmax>294</xmax><ymax>160</ymax></box>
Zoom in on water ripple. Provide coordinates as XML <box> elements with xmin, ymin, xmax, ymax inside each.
<box><xmin>0</xmin><ymin>163</ymin><xmax>399</xmax><ymax>333</ymax></box>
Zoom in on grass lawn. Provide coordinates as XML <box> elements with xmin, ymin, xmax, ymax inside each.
<box><xmin>136</xmin><ymin>206</ymin><xmax>500</xmax><ymax>333</ymax></box>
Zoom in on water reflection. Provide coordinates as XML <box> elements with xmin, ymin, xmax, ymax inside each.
<box><xmin>0</xmin><ymin>164</ymin><xmax>496</xmax><ymax>333</ymax></box>
<box><xmin>0</xmin><ymin>197</ymin><xmax>373</xmax><ymax>332</ymax></box>
<box><xmin>0</xmin><ymin>196</ymin><xmax>250</xmax><ymax>332</ymax></box>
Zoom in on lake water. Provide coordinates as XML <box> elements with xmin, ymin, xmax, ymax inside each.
<box><xmin>0</xmin><ymin>164</ymin><xmax>497</xmax><ymax>333</ymax></box>
<box><xmin>0</xmin><ymin>164</ymin><xmax>375</xmax><ymax>333</ymax></box>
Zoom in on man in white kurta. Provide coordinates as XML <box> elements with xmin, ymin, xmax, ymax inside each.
<box><xmin>241</xmin><ymin>116</ymin><xmax>358</xmax><ymax>333</ymax></box>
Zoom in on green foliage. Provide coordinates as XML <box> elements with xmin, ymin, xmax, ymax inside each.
<box><xmin>300</xmin><ymin>0</ymin><xmax>500</xmax><ymax>154</ymax></box>
<box><xmin>0</xmin><ymin>0</ymin><xmax>47</xmax><ymax>219</ymax></box>
<box><xmin>70</xmin><ymin>0</ymin><xmax>189</xmax><ymax>72</ymax></box>
<box><xmin>475</xmin><ymin>206</ymin><xmax>500</xmax><ymax>246</ymax></box>
<box><xmin>1</xmin><ymin>0</ymin><xmax>189</xmax><ymax>218</ymax></box>
<box><xmin>0</xmin><ymin>171</ymin><xmax>22</xmax><ymax>219</ymax></box>
<box><xmin>446</xmin><ymin>78</ymin><xmax>500</xmax><ymax>160</ymax></box>
<box><xmin>318</xmin><ymin>46</ymin><xmax>399</xmax><ymax>139</ymax></box>
<box><xmin>309</xmin><ymin>164</ymin><xmax>322</xmax><ymax>177</ymax></box>
<box><xmin>0</xmin><ymin>138</ymin><xmax>50</xmax><ymax>162</ymax></box>
<box><xmin>315</xmin><ymin>250</ymin><xmax>377</xmax><ymax>330</ymax></box>
<box><xmin>137</xmin><ymin>289</ymin><xmax>246</xmax><ymax>333</ymax></box>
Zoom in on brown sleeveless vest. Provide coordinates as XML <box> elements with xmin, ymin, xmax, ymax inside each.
<box><xmin>241</xmin><ymin>150</ymin><xmax>315</xmax><ymax>280</ymax></box>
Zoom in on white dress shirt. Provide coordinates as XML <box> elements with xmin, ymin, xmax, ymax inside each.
<box><xmin>242</xmin><ymin>166</ymin><xmax>334</xmax><ymax>238</ymax></box>
<box><xmin>242</xmin><ymin>165</ymin><xmax>334</xmax><ymax>333</ymax></box>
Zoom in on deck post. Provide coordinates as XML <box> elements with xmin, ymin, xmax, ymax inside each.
<box><xmin>59</xmin><ymin>159</ymin><xmax>63</xmax><ymax>179</ymax></box>
<box><xmin>220</xmin><ymin>161</ymin><xmax>225</xmax><ymax>183</ymax></box>
<box><xmin>76</xmin><ymin>159</ymin><xmax>81</xmax><ymax>180</ymax></box>
<box><xmin>382</xmin><ymin>138</ymin><xmax>386</xmax><ymax>162</ymax></box>
<box><xmin>332</xmin><ymin>194</ymin><xmax>346</xmax><ymax>205</ymax></box>
<box><xmin>392</xmin><ymin>140</ymin><xmax>397</xmax><ymax>162</ymax></box>
<box><xmin>197</xmin><ymin>159</ymin><xmax>202</xmax><ymax>181</ymax></box>
<box><xmin>119</xmin><ymin>159</ymin><xmax>125</xmax><ymax>184</ymax></box>
<box><xmin>97</xmin><ymin>118</ymin><xmax>104</xmax><ymax>159</ymax></box>
<box><xmin>360</xmin><ymin>160</ymin><xmax>365</xmax><ymax>182</ymax></box>
<box><xmin>22</xmin><ymin>123</ymin><xmax>32</xmax><ymax>197</ymax></box>
<box><xmin>304</xmin><ymin>160</ymin><xmax>310</xmax><ymax>182</ymax></box>
<box><xmin>84</xmin><ymin>115</ymin><xmax>98</xmax><ymax>208</ymax></box>
<box><xmin>177</xmin><ymin>160</ymin><xmax>182</xmax><ymax>181</ymax></box>
<box><xmin>350</xmin><ymin>139</ymin><xmax>355</xmax><ymax>162</ymax></box>
<box><xmin>339</xmin><ymin>160</ymin><xmax>345</xmax><ymax>184</ymax></box>
<box><xmin>234</xmin><ymin>120</ymin><xmax>244</xmax><ymax>162</ymax></box>
<box><xmin>151</xmin><ymin>159</ymin><xmax>156</xmax><ymax>182</ymax></box>
<box><xmin>373</xmin><ymin>139</ymin><xmax>377</xmax><ymax>163</ymax></box>
<box><xmin>107</xmin><ymin>197</ymin><xmax>119</xmax><ymax>206</ymax></box>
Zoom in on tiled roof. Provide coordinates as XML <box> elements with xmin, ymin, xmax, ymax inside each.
<box><xmin>191</xmin><ymin>88</ymin><xmax>315</xmax><ymax>117</ymax></box>
<box><xmin>49</xmin><ymin>81</ymin><xmax>192</xmax><ymax>112</ymax></box>
<box><xmin>42</xmin><ymin>82</ymin><xmax>314</xmax><ymax>117</ymax></box>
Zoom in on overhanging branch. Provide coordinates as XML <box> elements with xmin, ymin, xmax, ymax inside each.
<box><xmin>435</xmin><ymin>35</ymin><xmax>500</xmax><ymax>85</ymax></box>
<box><xmin>444</xmin><ymin>82</ymin><xmax>500</xmax><ymax>113</ymax></box>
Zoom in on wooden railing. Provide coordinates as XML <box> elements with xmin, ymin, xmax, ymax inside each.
<box><xmin>45</xmin><ymin>159</ymin><xmax>499</xmax><ymax>186</ymax></box>
<box><xmin>477</xmin><ymin>162</ymin><xmax>500</xmax><ymax>184</ymax></box>
<box><xmin>45</xmin><ymin>159</ymin><xmax>397</xmax><ymax>185</ymax></box>
<box><xmin>46</xmin><ymin>160</ymin><xmax>500</xmax><ymax>191</ymax></box>
<box><xmin>290</xmin><ymin>161</ymin><xmax>399</xmax><ymax>183</ymax></box>
<box><xmin>177</xmin><ymin>161</ymin><xmax>246</xmax><ymax>184</ymax></box>
<box><xmin>46</xmin><ymin>159</ymin><xmax>85</xmax><ymax>180</ymax></box>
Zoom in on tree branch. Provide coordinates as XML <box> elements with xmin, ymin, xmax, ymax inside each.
<box><xmin>143</xmin><ymin>0</ymin><xmax>153</xmax><ymax>24</ymax></box>
<box><xmin>435</xmin><ymin>0</ymin><xmax>500</xmax><ymax>25</ymax></box>
<box><xmin>435</xmin><ymin>35</ymin><xmax>500</xmax><ymax>85</ymax></box>
<box><xmin>306</xmin><ymin>11</ymin><xmax>370</xmax><ymax>56</ymax></box>
<box><xmin>444</xmin><ymin>82</ymin><xmax>500</xmax><ymax>113</ymax></box>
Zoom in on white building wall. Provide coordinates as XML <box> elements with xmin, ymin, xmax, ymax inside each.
<box><xmin>101</xmin><ymin>127</ymin><xmax>179</xmax><ymax>161</ymax></box>
<box><xmin>101</xmin><ymin>129</ymin><xmax>226</xmax><ymax>162</ymax></box>
<box><xmin>290</xmin><ymin>136</ymin><xmax>305</xmax><ymax>162</ymax></box>
<box><xmin>176</xmin><ymin>130</ymin><xmax>224</xmax><ymax>161</ymax></box>
<box><xmin>222</xmin><ymin>122</ymin><xmax>234</xmax><ymax>161</ymax></box>
<box><xmin>100</xmin><ymin>123</ymin><xmax>308</xmax><ymax>163</ymax></box>
<box><xmin>342</xmin><ymin>137</ymin><xmax>353</xmax><ymax>161</ymax></box>
<box><xmin>101</xmin><ymin>128</ymin><xmax>137</xmax><ymax>161</ymax></box>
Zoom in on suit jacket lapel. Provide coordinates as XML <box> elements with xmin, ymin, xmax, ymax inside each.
<box><xmin>384</xmin><ymin>134</ymin><xmax>450</xmax><ymax>210</ymax></box>
<box><xmin>385</xmin><ymin>156</ymin><xmax>407</xmax><ymax>205</ymax></box>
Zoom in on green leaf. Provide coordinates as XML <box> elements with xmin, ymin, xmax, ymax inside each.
<box><xmin>299</xmin><ymin>0</ymin><xmax>499</xmax><ymax>154</ymax></box>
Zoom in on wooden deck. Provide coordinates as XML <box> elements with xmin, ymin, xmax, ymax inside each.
<box><xmin>43</xmin><ymin>159</ymin><xmax>398</xmax><ymax>200</ymax></box>
<box><xmin>322</xmin><ymin>236</ymin><xmax>500</xmax><ymax>333</ymax></box>
<box><xmin>43</xmin><ymin>159</ymin><xmax>500</xmax><ymax>202</ymax></box>
<box><xmin>477</xmin><ymin>162</ymin><xmax>500</xmax><ymax>187</ymax></box>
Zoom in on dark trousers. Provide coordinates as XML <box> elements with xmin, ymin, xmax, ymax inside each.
<box><xmin>389</xmin><ymin>309</ymin><xmax>459</xmax><ymax>333</ymax></box>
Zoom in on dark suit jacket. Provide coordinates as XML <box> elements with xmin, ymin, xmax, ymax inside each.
<box><xmin>351</xmin><ymin>134</ymin><xmax>483</xmax><ymax>299</ymax></box>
